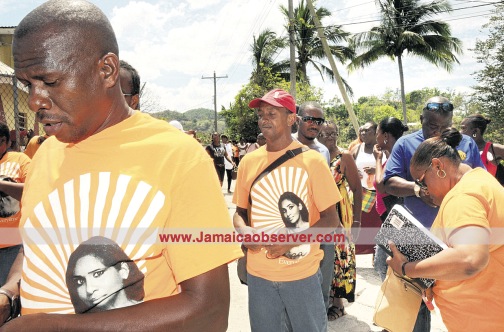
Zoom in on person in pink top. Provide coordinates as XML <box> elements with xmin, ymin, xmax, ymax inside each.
<box><xmin>372</xmin><ymin>117</ymin><xmax>409</xmax><ymax>281</ymax></box>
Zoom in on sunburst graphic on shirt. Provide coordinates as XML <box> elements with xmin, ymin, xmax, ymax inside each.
<box><xmin>0</xmin><ymin>161</ymin><xmax>21</xmax><ymax>178</ymax></box>
<box><xmin>19</xmin><ymin>172</ymin><xmax>165</xmax><ymax>314</ymax></box>
<box><xmin>251</xmin><ymin>166</ymin><xmax>309</xmax><ymax>228</ymax></box>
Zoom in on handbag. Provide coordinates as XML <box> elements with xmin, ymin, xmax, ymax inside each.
<box><xmin>373</xmin><ymin>267</ymin><xmax>423</xmax><ymax>332</ymax></box>
<box><xmin>361</xmin><ymin>188</ymin><xmax>377</xmax><ymax>213</ymax></box>
<box><xmin>231</xmin><ymin>166</ymin><xmax>238</xmax><ymax>181</ymax></box>
<box><xmin>236</xmin><ymin>146</ymin><xmax>310</xmax><ymax>285</ymax></box>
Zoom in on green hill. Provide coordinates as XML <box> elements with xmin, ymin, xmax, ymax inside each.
<box><xmin>150</xmin><ymin>108</ymin><xmax>226</xmax><ymax>135</ymax></box>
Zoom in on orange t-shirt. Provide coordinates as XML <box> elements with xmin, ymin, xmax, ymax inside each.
<box><xmin>24</xmin><ymin>135</ymin><xmax>48</xmax><ymax>159</ymax></box>
<box><xmin>233</xmin><ymin>141</ymin><xmax>341</xmax><ymax>281</ymax></box>
<box><xmin>20</xmin><ymin>111</ymin><xmax>242</xmax><ymax>314</ymax></box>
<box><xmin>431</xmin><ymin>168</ymin><xmax>504</xmax><ymax>331</ymax></box>
<box><xmin>0</xmin><ymin>151</ymin><xmax>31</xmax><ymax>248</ymax></box>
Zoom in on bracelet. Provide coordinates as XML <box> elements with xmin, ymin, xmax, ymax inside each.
<box><xmin>353</xmin><ymin>220</ymin><xmax>361</xmax><ymax>224</ymax></box>
<box><xmin>401</xmin><ymin>261</ymin><xmax>409</xmax><ymax>277</ymax></box>
<box><xmin>0</xmin><ymin>288</ymin><xmax>20</xmax><ymax>322</ymax></box>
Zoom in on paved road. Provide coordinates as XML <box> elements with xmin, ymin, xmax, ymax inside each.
<box><xmin>221</xmin><ymin>183</ymin><xmax>447</xmax><ymax>332</ymax></box>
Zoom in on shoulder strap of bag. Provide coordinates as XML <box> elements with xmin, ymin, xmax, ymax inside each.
<box><xmin>247</xmin><ymin>146</ymin><xmax>310</xmax><ymax>207</ymax></box>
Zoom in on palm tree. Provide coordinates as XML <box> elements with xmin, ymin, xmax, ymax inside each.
<box><xmin>280</xmin><ymin>0</ymin><xmax>355</xmax><ymax>89</ymax></box>
<box><xmin>250</xmin><ymin>29</ymin><xmax>289</xmax><ymax>86</ymax></box>
<box><xmin>349</xmin><ymin>0</ymin><xmax>462</xmax><ymax>123</ymax></box>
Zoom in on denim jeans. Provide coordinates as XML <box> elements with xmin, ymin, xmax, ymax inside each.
<box><xmin>247</xmin><ymin>269</ymin><xmax>327</xmax><ymax>332</ymax></box>
<box><xmin>413</xmin><ymin>301</ymin><xmax>431</xmax><ymax>332</ymax></box>
<box><xmin>320</xmin><ymin>242</ymin><xmax>335</xmax><ymax>309</ymax></box>
<box><xmin>374</xmin><ymin>245</ymin><xmax>388</xmax><ymax>282</ymax></box>
<box><xmin>0</xmin><ymin>245</ymin><xmax>22</xmax><ymax>286</ymax></box>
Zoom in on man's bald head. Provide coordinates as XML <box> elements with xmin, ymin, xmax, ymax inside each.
<box><xmin>14</xmin><ymin>0</ymin><xmax>118</xmax><ymax>58</ymax></box>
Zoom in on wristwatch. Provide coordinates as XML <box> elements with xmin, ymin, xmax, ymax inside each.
<box><xmin>413</xmin><ymin>183</ymin><xmax>421</xmax><ymax>198</ymax></box>
<box><xmin>0</xmin><ymin>288</ymin><xmax>20</xmax><ymax>322</ymax></box>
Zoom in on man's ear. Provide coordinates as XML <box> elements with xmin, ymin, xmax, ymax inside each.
<box><xmin>130</xmin><ymin>94</ymin><xmax>140</xmax><ymax>110</ymax></box>
<box><xmin>99</xmin><ymin>53</ymin><xmax>120</xmax><ymax>89</ymax></box>
<box><xmin>287</xmin><ymin>113</ymin><xmax>297</xmax><ymax>127</ymax></box>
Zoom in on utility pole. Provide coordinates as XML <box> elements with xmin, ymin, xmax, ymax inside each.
<box><xmin>288</xmin><ymin>0</ymin><xmax>296</xmax><ymax>99</ymax></box>
<box><xmin>306</xmin><ymin>0</ymin><xmax>360</xmax><ymax>135</ymax></box>
<box><xmin>202</xmin><ymin>71</ymin><xmax>228</xmax><ymax>132</ymax></box>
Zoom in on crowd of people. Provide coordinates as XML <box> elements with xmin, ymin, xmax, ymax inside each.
<box><xmin>0</xmin><ymin>1</ymin><xmax>502</xmax><ymax>331</ymax></box>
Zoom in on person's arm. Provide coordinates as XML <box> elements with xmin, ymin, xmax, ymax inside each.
<box><xmin>2</xmin><ymin>264</ymin><xmax>231</xmax><ymax>332</ymax></box>
<box><xmin>204</xmin><ymin>146</ymin><xmax>213</xmax><ymax>158</ymax></box>
<box><xmin>233</xmin><ymin>207</ymin><xmax>263</xmax><ymax>252</ymax></box>
<box><xmin>387</xmin><ymin>226</ymin><xmax>490</xmax><ymax>281</ymax></box>
<box><xmin>264</xmin><ymin>205</ymin><xmax>340</xmax><ymax>259</ymax></box>
<box><xmin>492</xmin><ymin>142</ymin><xmax>504</xmax><ymax>162</ymax></box>
<box><xmin>0</xmin><ymin>182</ymin><xmax>24</xmax><ymax>202</ymax></box>
<box><xmin>0</xmin><ymin>247</ymin><xmax>23</xmax><ymax>326</ymax></box>
<box><xmin>373</xmin><ymin>144</ymin><xmax>386</xmax><ymax>194</ymax></box>
<box><xmin>223</xmin><ymin>150</ymin><xmax>235</xmax><ymax>166</ymax></box>
<box><xmin>341</xmin><ymin>152</ymin><xmax>362</xmax><ymax>222</ymax></box>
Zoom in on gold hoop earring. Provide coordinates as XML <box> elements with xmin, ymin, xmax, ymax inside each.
<box><xmin>437</xmin><ymin>169</ymin><xmax>446</xmax><ymax>179</ymax></box>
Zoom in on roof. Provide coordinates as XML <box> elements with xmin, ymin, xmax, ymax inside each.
<box><xmin>0</xmin><ymin>60</ymin><xmax>28</xmax><ymax>93</ymax></box>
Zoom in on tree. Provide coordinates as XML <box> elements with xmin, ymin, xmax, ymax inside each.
<box><xmin>221</xmin><ymin>67</ymin><xmax>321</xmax><ymax>141</ymax></box>
<box><xmin>279</xmin><ymin>0</ymin><xmax>354</xmax><ymax>89</ymax></box>
<box><xmin>250</xmin><ymin>29</ymin><xmax>289</xmax><ymax>86</ymax></box>
<box><xmin>472</xmin><ymin>3</ymin><xmax>504</xmax><ymax>143</ymax></box>
<box><xmin>349</xmin><ymin>0</ymin><xmax>462</xmax><ymax>124</ymax></box>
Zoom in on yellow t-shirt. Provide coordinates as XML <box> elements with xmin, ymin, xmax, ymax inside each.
<box><xmin>20</xmin><ymin>111</ymin><xmax>242</xmax><ymax>315</ymax></box>
<box><xmin>431</xmin><ymin>168</ymin><xmax>504</xmax><ymax>331</ymax></box>
<box><xmin>233</xmin><ymin>141</ymin><xmax>341</xmax><ymax>281</ymax></box>
<box><xmin>0</xmin><ymin>151</ymin><xmax>31</xmax><ymax>248</ymax></box>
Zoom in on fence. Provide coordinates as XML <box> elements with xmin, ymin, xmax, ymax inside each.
<box><xmin>0</xmin><ymin>66</ymin><xmax>41</xmax><ymax>152</ymax></box>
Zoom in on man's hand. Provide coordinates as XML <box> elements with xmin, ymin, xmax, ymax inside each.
<box><xmin>0</xmin><ymin>294</ymin><xmax>10</xmax><ymax>327</ymax></box>
<box><xmin>240</xmin><ymin>226</ymin><xmax>264</xmax><ymax>252</ymax></box>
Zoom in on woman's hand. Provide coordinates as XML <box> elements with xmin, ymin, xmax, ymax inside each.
<box><xmin>386</xmin><ymin>241</ymin><xmax>409</xmax><ymax>276</ymax></box>
<box><xmin>373</xmin><ymin>144</ymin><xmax>383</xmax><ymax>160</ymax></box>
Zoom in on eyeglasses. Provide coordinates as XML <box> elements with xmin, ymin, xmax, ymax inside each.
<box><xmin>318</xmin><ymin>132</ymin><xmax>338</xmax><ymax>138</ymax></box>
<box><xmin>415</xmin><ymin>163</ymin><xmax>432</xmax><ymax>190</ymax></box>
<box><xmin>301</xmin><ymin>116</ymin><xmax>325</xmax><ymax>126</ymax></box>
<box><xmin>424</xmin><ymin>102</ymin><xmax>454</xmax><ymax>113</ymax></box>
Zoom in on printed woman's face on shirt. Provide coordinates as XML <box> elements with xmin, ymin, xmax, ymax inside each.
<box><xmin>71</xmin><ymin>255</ymin><xmax>126</xmax><ymax>311</ymax></box>
<box><xmin>280</xmin><ymin>199</ymin><xmax>302</xmax><ymax>226</ymax></box>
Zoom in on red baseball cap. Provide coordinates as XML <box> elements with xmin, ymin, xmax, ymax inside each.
<box><xmin>248</xmin><ymin>89</ymin><xmax>296</xmax><ymax>113</ymax></box>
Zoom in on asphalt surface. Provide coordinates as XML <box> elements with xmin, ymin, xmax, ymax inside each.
<box><xmin>222</xmin><ymin>181</ymin><xmax>448</xmax><ymax>332</ymax></box>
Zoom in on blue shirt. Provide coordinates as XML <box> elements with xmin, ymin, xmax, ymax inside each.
<box><xmin>384</xmin><ymin>130</ymin><xmax>484</xmax><ymax>228</ymax></box>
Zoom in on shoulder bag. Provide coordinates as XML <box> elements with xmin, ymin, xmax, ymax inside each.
<box><xmin>373</xmin><ymin>267</ymin><xmax>424</xmax><ymax>332</ymax></box>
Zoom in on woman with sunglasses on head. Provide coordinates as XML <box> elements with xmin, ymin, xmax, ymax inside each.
<box><xmin>318</xmin><ymin>122</ymin><xmax>362</xmax><ymax>321</ymax></box>
<box><xmin>460</xmin><ymin>114</ymin><xmax>504</xmax><ymax>185</ymax></box>
<box><xmin>387</xmin><ymin>128</ymin><xmax>504</xmax><ymax>332</ymax></box>
<box><xmin>372</xmin><ymin>117</ymin><xmax>409</xmax><ymax>281</ymax></box>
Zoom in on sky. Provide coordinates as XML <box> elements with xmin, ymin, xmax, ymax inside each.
<box><xmin>0</xmin><ymin>0</ymin><xmax>497</xmax><ymax>113</ymax></box>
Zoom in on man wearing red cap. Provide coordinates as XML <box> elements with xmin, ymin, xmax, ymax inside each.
<box><xmin>233</xmin><ymin>88</ymin><xmax>342</xmax><ymax>331</ymax></box>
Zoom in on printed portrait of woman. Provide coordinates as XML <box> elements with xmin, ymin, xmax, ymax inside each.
<box><xmin>278</xmin><ymin>191</ymin><xmax>309</xmax><ymax>228</ymax></box>
<box><xmin>277</xmin><ymin>191</ymin><xmax>310</xmax><ymax>260</ymax></box>
<box><xmin>65</xmin><ymin>236</ymin><xmax>145</xmax><ymax>314</ymax></box>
